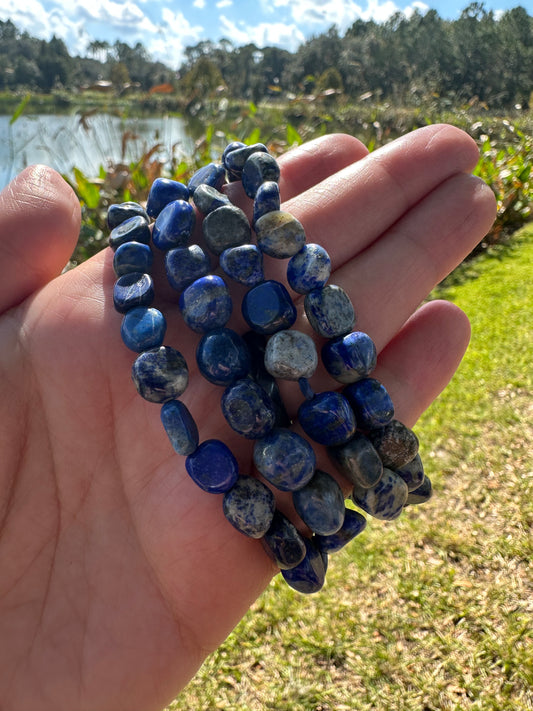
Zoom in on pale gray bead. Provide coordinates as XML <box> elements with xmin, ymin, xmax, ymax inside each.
<box><xmin>255</xmin><ymin>210</ymin><xmax>306</xmax><ymax>258</ymax></box>
<box><xmin>264</xmin><ymin>329</ymin><xmax>318</xmax><ymax>380</ymax></box>
<box><xmin>351</xmin><ymin>467</ymin><xmax>408</xmax><ymax>520</ymax></box>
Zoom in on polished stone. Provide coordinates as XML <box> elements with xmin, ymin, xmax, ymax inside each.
<box><xmin>241</xmin><ymin>280</ymin><xmax>297</xmax><ymax>335</ymax></box>
<box><xmin>281</xmin><ymin>537</ymin><xmax>327</xmax><ymax>594</ymax></box>
<box><xmin>344</xmin><ymin>377</ymin><xmax>395</xmax><ymax>429</ymax></box>
<box><xmin>255</xmin><ymin>210</ymin><xmax>306</xmax><ymax>258</ymax></box>
<box><xmin>107</xmin><ymin>201</ymin><xmax>149</xmax><ymax>230</ymax></box>
<box><xmin>192</xmin><ymin>184</ymin><xmax>231</xmax><ymax>215</ymax></box>
<box><xmin>264</xmin><ymin>329</ymin><xmax>318</xmax><ymax>380</ymax></box>
<box><xmin>367</xmin><ymin>420</ymin><xmax>419</xmax><ymax>469</ymax></box>
<box><xmin>108</xmin><ymin>215</ymin><xmax>151</xmax><ymax>251</ymax></box>
<box><xmin>221</xmin><ymin>378</ymin><xmax>276</xmax><ymax>439</ymax></box>
<box><xmin>120</xmin><ymin>306</ymin><xmax>166</xmax><ymax>352</ymax></box>
<box><xmin>188</xmin><ymin>162</ymin><xmax>226</xmax><ymax>195</ymax></box>
<box><xmin>223</xmin><ymin>475</ymin><xmax>276</xmax><ymax>538</ymax></box>
<box><xmin>314</xmin><ymin>508</ymin><xmax>367</xmax><ymax>553</ymax></box>
<box><xmin>113</xmin><ymin>272</ymin><xmax>154</xmax><ymax>313</ymax></box>
<box><xmin>220</xmin><ymin>244</ymin><xmax>264</xmax><ymax>286</ymax></box>
<box><xmin>160</xmin><ymin>400</ymin><xmax>199</xmax><ymax>456</ymax></box>
<box><xmin>287</xmin><ymin>243</ymin><xmax>331</xmax><ymax>294</ymax></box>
<box><xmin>242</xmin><ymin>152</ymin><xmax>280</xmax><ymax>198</ymax></box>
<box><xmin>253</xmin><ymin>180</ymin><xmax>280</xmax><ymax>225</ymax></box>
<box><xmin>395</xmin><ymin>453</ymin><xmax>425</xmax><ymax>492</ymax></box>
<box><xmin>196</xmin><ymin>327</ymin><xmax>251</xmax><ymax>386</ymax></box>
<box><xmin>202</xmin><ymin>204</ymin><xmax>251</xmax><ymax>255</ymax></box>
<box><xmin>152</xmin><ymin>199</ymin><xmax>195</xmax><ymax>250</ymax></box>
<box><xmin>351</xmin><ymin>467</ymin><xmax>408</xmax><ymax>520</ymax></box>
<box><xmin>304</xmin><ymin>284</ymin><xmax>355</xmax><ymax>338</ymax></box>
<box><xmin>292</xmin><ymin>469</ymin><xmax>345</xmax><ymax>536</ymax></box>
<box><xmin>179</xmin><ymin>275</ymin><xmax>232</xmax><ymax>333</ymax></box>
<box><xmin>185</xmin><ymin>439</ymin><xmax>239</xmax><ymax>493</ymax></box>
<box><xmin>132</xmin><ymin>346</ymin><xmax>189</xmax><ymax>403</ymax></box>
<box><xmin>146</xmin><ymin>178</ymin><xmax>189</xmax><ymax>218</ymax></box>
<box><xmin>321</xmin><ymin>331</ymin><xmax>377</xmax><ymax>384</ymax></box>
<box><xmin>405</xmin><ymin>474</ymin><xmax>433</xmax><ymax>506</ymax></box>
<box><xmin>223</xmin><ymin>142</ymin><xmax>268</xmax><ymax>179</ymax></box>
<box><xmin>261</xmin><ymin>510</ymin><xmax>307</xmax><ymax>569</ymax></box>
<box><xmin>165</xmin><ymin>244</ymin><xmax>211</xmax><ymax>292</ymax></box>
<box><xmin>298</xmin><ymin>391</ymin><xmax>356</xmax><ymax>446</ymax></box>
<box><xmin>253</xmin><ymin>428</ymin><xmax>316</xmax><ymax>491</ymax></box>
<box><xmin>113</xmin><ymin>241</ymin><xmax>153</xmax><ymax>277</ymax></box>
<box><xmin>327</xmin><ymin>432</ymin><xmax>383</xmax><ymax>488</ymax></box>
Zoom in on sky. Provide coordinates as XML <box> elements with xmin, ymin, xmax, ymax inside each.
<box><xmin>0</xmin><ymin>0</ymin><xmax>531</xmax><ymax>69</ymax></box>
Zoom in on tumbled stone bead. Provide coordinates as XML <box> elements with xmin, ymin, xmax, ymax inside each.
<box><xmin>351</xmin><ymin>467</ymin><xmax>408</xmax><ymax>520</ymax></box>
<box><xmin>179</xmin><ymin>275</ymin><xmax>232</xmax><ymax>334</ymax></box>
<box><xmin>107</xmin><ymin>201</ymin><xmax>149</xmax><ymax>230</ymax></box>
<box><xmin>223</xmin><ymin>475</ymin><xmax>276</xmax><ymax>538</ymax></box>
<box><xmin>146</xmin><ymin>178</ymin><xmax>189</xmax><ymax>218</ymax></box>
<box><xmin>160</xmin><ymin>400</ymin><xmax>199</xmax><ymax>456</ymax></box>
<box><xmin>328</xmin><ymin>432</ymin><xmax>383</xmax><ymax>489</ymax></box>
<box><xmin>113</xmin><ymin>241</ymin><xmax>153</xmax><ymax>277</ymax></box>
<box><xmin>108</xmin><ymin>215</ymin><xmax>151</xmax><ymax>251</ymax></box>
<box><xmin>223</xmin><ymin>142</ymin><xmax>268</xmax><ymax>179</ymax></box>
<box><xmin>344</xmin><ymin>377</ymin><xmax>394</xmax><ymax>430</ymax></box>
<box><xmin>152</xmin><ymin>200</ymin><xmax>195</xmax><ymax>251</ymax></box>
<box><xmin>298</xmin><ymin>391</ymin><xmax>356</xmax><ymax>447</ymax></box>
<box><xmin>120</xmin><ymin>306</ymin><xmax>166</xmax><ymax>353</ymax></box>
<box><xmin>196</xmin><ymin>327</ymin><xmax>251</xmax><ymax>386</ymax></box>
<box><xmin>321</xmin><ymin>331</ymin><xmax>377</xmax><ymax>384</ymax></box>
<box><xmin>405</xmin><ymin>474</ymin><xmax>433</xmax><ymax>506</ymax></box>
<box><xmin>253</xmin><ymin>181</ymin><xmax>280</xmax><ymax>225</ymax></box>
<box><xmin>261</xmin><ymin>510</ymin><xmax>306</xmax><ymax>570</ymax></box>
<box><xmin>281</xmin><ymin>537</ymin><xmax>327</xmax><ymax>594</ymax></box>
<box><xmin>305</xmin><ymin>284</ymin><xmax>355</xmax><ymax>339</ymax></box>
<box><xmin>131</xmin><ymin>346</ymin><xmax>189</xmax><ymax>403</ymax></box>
<box><xmin>395</xmin><ymin>453</ymin><xmax>425</xmax><ymax>492</ymax></box>
<box><xmin>264</xmin><ymin>329</ymin><xmax>318</xmax><ymax>380</ymax></box>
<box><xmin>314</xmin><ymin>508</ymin><xmax>367</xmax><ymax>554</ymax></box>
<box><xmin>287</xmin><ymin>243</ymin><xmax>331</xmax><ymax>294</ymax></box>
<box><xmin>220</xmin><ymin>244</ymin><xmax>264</xmax><ymax>286</ymax></box>
<box><xmin>242</xmin><ymin>280</ymin><xmax>297</xmax><ymax>335</ymax></box>
<box><xmin>255</xmin><ymin>211</ymin><xmax>306</xmax><ymax>259</ymax></box>
<box><xmin>242</xmin><ymin>152</ymin><xmax>280</xmax><ymax>198</ymax></box>
<box><xmin>165</xmin><ymin>244</ymin><xmax>210</xmax><ymax>292</ymax></box>
<box><xmin>202</xmin><ymin>204</ymin><xmax>251</xmax><ymax>255</ymax></box>
<box><xmin>292</xmin><ymin>469</ymin><xmax>345</xmax><ymax>536</ymax></box>
<box><xmin>367</xmin><ymin>420</ymin><xmax>419</xmax><ymax>469</ymax></box>
<box><xmin>222</xmin><ymin>140</ymin><xmax>246</xmax><ymax>163</ymax></box>
<box><xmin>113</xmin><ymin>272</ymin><xmax>154</xmax><ymax>313</ymax></box>
<box><xmin>253</xmin><ymin>428</ymin><xmax>316</xmax><ymax>491</ymax></box>
<box><xmin>185</xmin><ymin>439</ymin><xmax>239</xmax><ymax>493</ymax></box>
<box><xmin>221</xmin><ymin>378</ymin><xmax>276</xmax><ymax>439</ymax></box>
<box><xmin>192</xmin><ymin>184</ymin><xmax>231</xmax><ymax>215</ymax></box>
<box><xmin>188</xmin><ymin>162</ymin><xmax>226</xmax><ymax>195</ymax></box>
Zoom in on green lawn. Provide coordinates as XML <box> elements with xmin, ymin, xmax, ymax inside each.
<box><xmin>169</xmin><ymin>227</ymin><xmax>533</xmax><ymax>711</ymax></box>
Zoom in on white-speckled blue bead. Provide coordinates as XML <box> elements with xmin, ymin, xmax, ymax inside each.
<box><xmin>165</xmin><ymin>245</ymin><xmax>211</xmax><ymax>292</ymax></box>
<box><xmin>261</xmin><ymin>510</ymin><xmax>307</xmax><ymax>569</ymax></box>
<box><xmin>314</xmin><ymin>508</ymin><xmax>367</xmax><ymax>554</ymax></box>
<box><xmin>321</xmin><ymin>331</ymin><xmax>377</xmax><ymax>384</ymax></box>
<box><xmin>287</xmin><ymin>243</ymin><xmax>331</xmax><ymax>294</ymax></box>
<box><xmin>292</xmin><ymin>469</ymin><xmax>345</xmax><ymax>536</ymax></box>
<box><xmin>221</xmin><ymin>378</ymin><xmax>276</xmax><ymax>439</ymax></box>
<box><xmin>146</xmin><ymin>178</ymin><xmax>189</xmax><ymax>218</ymax></box>
<box><xmin>223</xmin><ymin>142</ymin><xmax>268</xmax><ymax>180</ymax></box>
<box><xmin>281</xmin><ymin>537</ymin><xmax>327</xmax><ymax>594</ymax></box>
<box><xmin>188</xmin><ymin>162</ymin><xmax>226</xmax><ymax>195</ymax></box>
<box><xmin>192</xmin><ymin>184</ymin><xmax>231</xmax><ymax>215</ymax></box>
<box><xmin>304</xmin><ymin>284</ymin><xmax>355</xmax><ymax>338</ymax></box>
<box><xmin>298</xmin><ymin>391</ymin><xmax>356</xmax><ymax>446</ymax></box>
<box><xmin>351</xmin><ymin>467</ymin><xmax>408</xmax><ymax>520</ymax></box>
<box><xmin>223</xmin><ymin>476</ymin><xmax>276</xmax><ymax>538</ymax></box>
<box><xmin>107</xmin><ymin>202</ymin><xmax>149</xmax><ymax>230</ymax></box>
<box><xmin>255</xmin><ymin>210</ymin><xmax>306</xmax><ymax>258</ymax></box>
<box><xmin>179</xmin><ymin>275</ymin><xmax>232</xmax><ymax>333</ymax></box>
<box><xmin>113</xmin><ymin>272</ymin><xmax>154</xmax><ymax>313</ymax></box>
<box><xmin>152</xmin><ymin>199</ymin><xmax>195</xmax><ymax>250</ymax></box>
<box><xmin>253</xmin><ymin>181</ymin><xmax>280</xmax><ymax>225</ymax></box>
<box><xmin>120</xmin><ymin>306</ymin><xmax>166</xmax><ymax>352</ymax></box>
<box><xmin>327</xmin><ymin>432</ymin><xmax>383</xmax><ymax>489</ymax></box>
<box><xmin>131</xmin><ymin>346</ymin><xmax>189</xmax><ymax>403</ymax></box>
<box><xmin>202</xmin><ymin>205</ymin><xmax>251</xmax><ymax>255</ymax></box>
<box><xmin>264</xmin><ymin>329</ymin><xmax>318</xmax><ymax>380</ymax></box>
<box><xmin>220</xmin><ymin>244</ymin><xmax>264</xmax><ymax>286</ymax></box>
<box><xmin>108</xmin><ymin>215</ymin><xmax>151</xmax><ymax>251</ymax></box>
<box><xmin>113</xmin><ymin>241</ymin><xmax>153</xmax><ymax>276</ymax></box>
<box><xmin>241</xmin><ymin>152</ymin><xmax>280</xmax><ymax>198</ymax></box>
<box><xmin>196</xmin><ymin>328</ymin><xmax>251</xmax><ymax>386</ymax></box>
<box><xmin>160</xmin><ymin>400</ymin><xmax>199</xmax><ymax>456</ymax></box>
<box><xmin>344</xmin><ymin>377</ymin><xmax>394</xmax><ymax>429</ymax></box>
<box><xmin>253</xmin><ymin>428</ymin><xmax>316</xmax><ymax>492</ymax></box>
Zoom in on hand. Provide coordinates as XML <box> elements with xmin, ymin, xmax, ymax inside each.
<box><xmin>0</xmin><ymin>126</ymin><xmax>496</xmax><ymax>711</ymax></box>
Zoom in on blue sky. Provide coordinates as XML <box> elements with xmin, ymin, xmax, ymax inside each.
<box><xmin>0</xmin><ymin>0</ymin><xmax>531</xmax><ymax>69</ymax></box>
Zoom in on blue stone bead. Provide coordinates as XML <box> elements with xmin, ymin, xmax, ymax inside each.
<box><xmin>223</xmin><ymin>476</ymin><xmax>276</xmax><ymax>538</ymax></box>
<box><xmin>264</xmin><ymin>329</ymin><xmax>318</xmax><ymax>380</ymax></box>
<box><xmin>281</xmin><ymin>537</ymin><xmax>327</xmax><ymax>594</ymax></box>
<box><xmin>223</xmin><ymin>143</ymin><xmax>268</xmax><ymax>179</ymax></box>
<box><xmin>321</xmin><ymin>331</ymin><xmax>377</xmax><ymax>384</ymax></box>
<box><xmin>146</xmin><ymin>178</ymin><xmax>189</xmax><ymax>218</ymax></box>
<box><xmin>344</xmin><ymin>377</ymin><xmax>394</xmax><ymax>430</ymax></box>
<box><xmin>298</xmin><ymin>391</ymin><xmax>356</xmax><ymax>446</ymax></box>
<box><xmin>120</xmin><ymin>306</ymin><xmax>166</xmax><ymax>352</ymax></box>
<box><xmin>242</xmin><ymin>280</ymin><xmax>297</xmax><ymax>335</ymax></box>
<box><xmin>185</xmin><ymin>439</ymin><xmax>239</xmax><ymax>493</ymax></box>
<box><xmin>179</xmin><ymin>275</ymin><xmax>232</xmax><ymax>334</ymax></box>
<box><xmin>405</xmin><ymin>474</ymin><xmax>432</xmax><ymax>506</ymax></box>
<box><xmin>196</xmin><ymin>327</ymin><xmax>251</xmax><ymax>386</ymax></box>
<box><xmin>351</xmin><ymin>467</ymin><xmax>408</xmax><ymax>520</ymax></box>
<box><xmin>314</xmin><ymin>508</ymin><xmax>367</xmax><ymax>553</ymax></box>
<box><xmin>108</xmin><ymin>215</ymin><xmax>151</xmax><ymax>251</ymax></box>
<box><xmin>327</xmin><ymin>432</ymin><xmax>383</xmax><ymax>488</ymax></box>
<box><xmin>220</xmin><ymin>244</ymin><xmax>264</xmax><ymax>286</ymax></box>
<box><xmin>131</xmin><ymin>346</ymin><xmax>189</xmax><ymax>403</ymax></box>
<box><xmin>255</xmin><ymin>211</ymin><xmax>306</xmax><ymax>259</ymax></box>
<box><xmin>242</xmin><ymin>152</ymin><xmax>280</xmax><ymax>198</ymax></box>
<box><xmin>304</xmin><ymin>284</ymin><xmax>355</xmax><ymax>339</ymax></box>
<box><xmin>261</xmin><ymin>510</ymin><xmax>306</xmax><ymax>570</ymax></box>
<box><xmin>367</xmin><ymin>420</ymin><xmax>419</xmax><ymax>469</ymax></box>
<box><xmin>152</xmin><ymin>199</ymin><xmax>195</xmax><ymax>251</ymax></box>
<box><xmin>202</xmin><ymin>205</ymin><xmax>251</xmax><ymax>255</ymax></box>
<box><xmin>287</xmin><ymin>243</ymin><xmax>331</xmax><ymax>294</ymax></box>
<box><xmin>222</xmin><ymin>141</ymin><xmax>246</xmax><ymax>164</ymax></box>
<box><xmin>107</xmin><ymin>201</ymin><xmax>149</xmax><ymax>230</ymax></box>
<box><xmin>113</xmin><ymin>272</ymin><xmax>154</xmax><ymax>313</ymax></box>
<box><xmin>253</xmin><ymin>181</ymin><xmax>280</xmax><ymax>226</ymax></box>
<box><xmin>188</xmin><ymin>162</ymin><xmax>226</xmax><ymax>195</ymax></box>
<box><xmin>395</xmin><ymin>453</ymin><xmax>425</xmax><ymax>492</ymax></box>
<box><xmin>113</xmin><ymin>241</ymin><xmax>153</xmax><ymax>277</ymax></box>
<box><xmin>192</xmin><ymin>184</ymin><xmax>231</xmax><ymax>215</ymax></box>
<box><xmin>253</xmin><ymin>428</ymin><xmax>316</xmax><ymax>492</ymax></box>
<box><xmin>160</xmin><ymin>400</ymin><xmax>199</xmax><ymax>456</ymax></box>
<box><xmin>165</xmin><ymin>245</ymin><xmax>210</xmax><ymax>292</ymax></box>
<box><xmin>292</xmin><ymin>469</ymin><xmax>345</xmax><ymax>536</ymax></box>
<box><xmin>221</xmin><ymin>378</ymin><xmax>276</xmax><ymax>439</ymax></box>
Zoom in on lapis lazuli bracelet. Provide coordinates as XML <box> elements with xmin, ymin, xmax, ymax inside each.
<box><xmin>107</xmin><ymin>141</ymin><xmax>433</xmax><ymax>594</ymax></box>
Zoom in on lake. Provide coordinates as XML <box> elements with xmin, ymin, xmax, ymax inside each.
<box><xmin>0</xmin><ymin>113</ymin><xmax>195</xmax><ymax>192</ymax></box>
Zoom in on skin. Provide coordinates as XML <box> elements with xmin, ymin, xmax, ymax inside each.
<box><xmin>0</xmin><ymin>126</ymin><xmax>496</xmax><ymax>711</ymax></box>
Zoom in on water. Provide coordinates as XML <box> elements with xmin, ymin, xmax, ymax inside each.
<box><xmin>0</xmin><ymin>113</ymin><xmax>194</xmax><ymax>191</ymax></box>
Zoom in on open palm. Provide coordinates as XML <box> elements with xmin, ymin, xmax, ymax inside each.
<box><xmin>0</xmin><ymin>126</ymin><xmax>495</xmax><ymax>711</ymax></box>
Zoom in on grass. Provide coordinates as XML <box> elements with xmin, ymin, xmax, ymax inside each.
<box><xmin>167</xmin><ymin>224</ymin><xmax>533</xmax><ymax>711</ymax></box>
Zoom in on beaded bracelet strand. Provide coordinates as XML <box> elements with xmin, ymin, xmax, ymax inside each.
<box><xmin>107</xmin><ymin>141</ymin><xmax>433</xmax><ymax>594</ymax></box>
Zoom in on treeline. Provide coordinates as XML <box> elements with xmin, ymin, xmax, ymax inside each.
<box><xmin>1</xmin><ymin>3</ymin><xmax>532</xmax><ymax>109</ymax></box>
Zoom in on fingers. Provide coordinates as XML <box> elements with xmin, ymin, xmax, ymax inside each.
<box><xmin>0</xmin><ymin>165</ymin><xmax>81</xmax><ymax>314</ymax></box>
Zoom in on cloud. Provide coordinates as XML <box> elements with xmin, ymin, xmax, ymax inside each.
<box><xmin>216</xmin><ymin>0</ymin><xmax>233</xmax><ymax>7</ymax></box>
<box><xmin>218</xmin><ymin>15</ymin><xmax>305</xmax><ymax>52</ymax></box>
<box><xmin>193</xmin><ymin>0</ymin><xmax>206</xmax><ymax>7</ymax></box>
